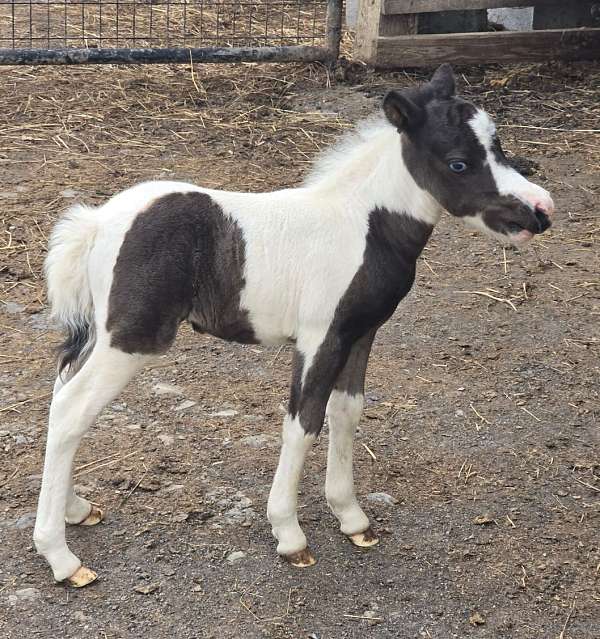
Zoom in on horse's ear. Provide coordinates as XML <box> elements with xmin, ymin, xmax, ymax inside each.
<box><xmin>430</xmin><ymin>63</ymin><xmax>456</xmax><ymax>98</ymax></box>
<box><xmin>382</xmin><ymin>91</ymin><xmax>424</xmax><ymax>132</ymax></box>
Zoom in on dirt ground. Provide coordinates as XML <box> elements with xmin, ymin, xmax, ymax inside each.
<box><xmin>0</xmin><ymin>57</ymin><xmax>599</xmax><ymax>639</ymax></box>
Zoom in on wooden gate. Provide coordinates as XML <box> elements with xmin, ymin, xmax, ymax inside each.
<box><xmin>355</xmin><ymin>0</ymin><xmax>600</xmax><ymax>67</ymax></box>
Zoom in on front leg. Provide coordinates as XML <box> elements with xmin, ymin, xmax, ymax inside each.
<box><xmin>267</xmin><ymin>334</ymin><xmax>350</xmax><ymax>567</ymax></box>
<box><xmin>325</xmin><ymin>329</ymin><xmax>379</xmax><ymax>547</ymax></box>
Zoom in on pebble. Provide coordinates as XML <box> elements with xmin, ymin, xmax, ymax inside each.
<box><xmin>3</xmin><ymin>301</ymin><xmax>25</xmax><ymax>314</ymax></box>
<box><xmin>239</xmin><ymin>434</ymin><xmax>275</xmax><ymax>449</ymax></box>
<box><xmin>8</xmin><ymin>588</ymin><xmax>41</xmax><ymax>606</ymax></box>
<box><xmin>152</xmin><ymin>383</ymin><xmax>184</xmax><ymax>396</ymax></box>
<box><xmin>174</xmin><ymin>400</ymin><xmax>197</xmax><ymax>412</ymax></box>
<box><xmin>73</xmin><ymin>611</ymin><xmax>92</xmax><ymax>623</ymax></box>
<box><xmin>367</xmin><ymin>492</ymin><xmax>398</xmax><ymax>506</ymax></box>
<box><xmin>14</xmin><ymin>512</ymin><xmax>36</xmax><ymax>529</ymax></box>
<box><xmin>157</xmin><ymin>434</ymin><xmax>175</xmax><ymax>446</ymax></box>
<box><xmin>209</xmin><ymin>409</ymin><xmax>238</xmax><ymax>418</ymax></box>
<box><xmin>29</xmin><ymin>312</ymin><xmax>53</xmax><ymax>331</ymax></box>
<box><xmin>60</xmin><ymin>188</ymin><xmax>78</xmax><ymax>198</ymax></box>
<box><xmin>14</xmin><ymin>435</ymin><xmax>31</xmax><ymax>445</ymax></box>
<box><xmin>226</xmin><ymin>551</ymin><xmax>247</xmax><ymax>564</ymax></box>
<box><xmin>133</xmin><ymin>583</ymin><xmax>160</xmax><ymax>595</ymax></box>
<box><xmin>164</xmin><ymin>484</ymin><xmax>185</xmax><ymax>493</ymax></box>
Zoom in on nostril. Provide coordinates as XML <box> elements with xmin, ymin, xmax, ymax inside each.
<box><xmin>534</xmin><ymin>199</ymin><xmax>554</xmax><ymax>217</ymax></box>
<box><xmin>534</xmin><ymin>206</ymin><xmax>551</xmax><ymax>233</ymax></box>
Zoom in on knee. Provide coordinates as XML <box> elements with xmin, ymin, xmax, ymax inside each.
<box><xmin>326</xmin><ymin>391</ymin><xmax>364</xmax><ymax>424</ymax></box>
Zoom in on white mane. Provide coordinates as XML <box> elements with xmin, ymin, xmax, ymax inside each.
<box><xmin>303</xmin><ymin>116</ymin><xmax>397</xmax><ymax>189</ymax></box>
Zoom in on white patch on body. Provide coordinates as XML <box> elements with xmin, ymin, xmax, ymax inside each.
<box><xmin>325</xmin><ymin>391</ymin><xmax>370</xmax><ymax>535</ymax></box>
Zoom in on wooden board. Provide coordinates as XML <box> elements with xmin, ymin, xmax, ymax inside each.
<box><xmin>355</xmin><ymin>0</ymin><xmax>418</xmax><ymax>61</ymax></box>
<box><xmin>373</xmin><ymin>28</ymin><xmax>600</xmax><ymax>66</ymax></box>
<box><xmin>383</xmin><ymin>0</ymin><xmax>557</xmax><ymax>16</ymax></box>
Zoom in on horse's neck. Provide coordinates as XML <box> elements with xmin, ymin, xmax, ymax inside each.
<box><xmin>306</xmin><ymin>121</ymin><xmax>442</xmax><ymax>227</ymax></box>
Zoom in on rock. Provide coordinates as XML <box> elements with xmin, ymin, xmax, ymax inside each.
<box><xmin>157</xmin><ymin>434</ymin><xmax>175</xmax><ymax>446</ymax></box>
<box><xmin>73</xmin><ymin>611</ymin><xmax>92</xmax><ymax>623</ymax></box>
<box><xmin>209</xmin><ymin>409</ymin><xmax>238</xmax><ymax>418</ymax></box>
<box><xmin>3</xmin><ymin>301</ymin><xmax>25</xmax><ymax>315</ymax></box>
<box><xmin>60</xmin><ymin>188</ymin><xmax>78</xmax><ymax>198</ymax></box>
<box><xmin>14</xmin><ymin>435</ymin><xmax>30</xmax><ymax>445</ymax></box>
<box><xmin>14</xmin><ymin>512</ymin><xmax>36</xmax><ymax>529</ymax></box>
<box><xmin>133</xmin><ymin>583</ymin><xmax>160</xmax><ymax>595</ymax></box>
<box><xmin>152</xmin><ymin>383</ymin><xmax>184</xmax><ymax>396</ymax></box>
<box><xmin>226</xmin><ymin>551</ymin><xmax>247</xmax><ymax>564</ymax></box>
<box><xmin>239</xmin><ymin>434</ymin><xmax>275</xmax><ymax>449</ymax></box>
<box><xmin>367</xmin><ymin>492</ymin><xmax>398</xmax><ymax>506</ymax></box>
<box><xmin>29</xmin><ymin>312</ymin><xmax>53</xmax><ymax>330</ymax></box>
<box><xmin>469</xmin><ymin>612</ymin><xmax>486</xmax><ymax>626</ymax></box>
<box><xmin>363</xmin><ymin>610</ymin><xmax>383</xmax><ymax>624</ymax></box>
<box><xmin>164</xmin><ymin>484</ymin><xmax>185</xmax><ymax>493</ymax></box>
<box><xmin>172</xmin><ymin>512</ymin><xmax>189</xmax><ymax>523</ymax></box>
<box><xmin>174</xmin><ymin>400</ymin><xmax>197</xmax><ymax>412</ymax></box>
<box><xmin>472</xmin><ymin>514</ymin><xmax>494</xmax><ymax>525</ymax></box>
<box><xmin>8</xmin><ymin>588</ymin><xmax>42</xmax><ymax>605</ymax></box>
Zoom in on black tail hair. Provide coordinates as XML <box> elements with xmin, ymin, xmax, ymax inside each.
<box><xmin>57</xmin><ymin>320</ymin><xmax>93</xmax><ymax>377</ymax></box>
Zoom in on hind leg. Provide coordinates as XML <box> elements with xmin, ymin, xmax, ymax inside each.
<box><xmin>51</xmin><ymin>368</ymin><xmax>104</xmax><ymax>527</ymax></box>
<box><xmin>34</xmin><ymin>342</ymin><xmax>149</xmax><ymax>586</ymax></box>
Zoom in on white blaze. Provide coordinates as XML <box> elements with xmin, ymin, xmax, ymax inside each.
<box><xmin>468</xmin><ymin>109</ymin><xmax>554</xmax><ymax>213</ymax></box>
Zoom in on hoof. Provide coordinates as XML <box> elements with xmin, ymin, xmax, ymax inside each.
<box><xmin>284</xmin><ymin>547</ymin><xmax>317</xmax><ymax>568</ymax></box>
<box><xmin>347</xmin><ymin>527</ymin><xmax>379</xmax><ymax>548</ymax></box>
<box><xmin>78</xmin><ymin>505</ymin><xmax>104</xmax><ymax>527</ymax></box>
<box><xmin>66</xmin><ymin>566</ymin><xmax>98</xmax><ymax>588</ymax></box>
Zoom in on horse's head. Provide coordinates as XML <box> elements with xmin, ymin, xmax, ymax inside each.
<box><xmin>383</xmin><ymin>64</ymin><xmax>553</xmax><ymax>245</ymax></box>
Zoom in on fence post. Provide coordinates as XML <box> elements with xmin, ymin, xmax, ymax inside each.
<box><xmin>355</xmin><ymin>0</ymin><xmax>417</xmax><ymax>63</ymax></box>
<box><xmin>326</xmin><ymin>0</ymin><xmax>343</xmax><ymax>64</ymax></box>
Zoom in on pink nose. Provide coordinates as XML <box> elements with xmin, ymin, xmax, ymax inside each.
<box><xmin>533</xmin><ymin>198</ymin><xmax>555</xmax><ymax>217</ymax></box>
<box><xmin>516</xmin><ymin>189</ymin><xmax>554</xmax><ymax>217</ymax></box>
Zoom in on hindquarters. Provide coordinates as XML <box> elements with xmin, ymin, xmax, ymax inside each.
<box><xmin>106</xmin><ymin>191</ymin><xmax>256</xmax><ymax>355</ymax></box>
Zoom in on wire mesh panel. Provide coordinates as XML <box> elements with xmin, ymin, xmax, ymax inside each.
<box><xmin>0</xmin><ymin>0</ymin><xmax>340</xmax><ymax>63</ymax></box>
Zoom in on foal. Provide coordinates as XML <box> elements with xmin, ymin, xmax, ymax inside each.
<box><xmin>34</xmin><ymin>65</ymin><xmax>554</xmax><ymax>586</ymax></box>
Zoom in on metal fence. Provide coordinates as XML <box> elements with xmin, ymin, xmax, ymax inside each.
<box><xmin>0</xmin><ymin>0</ymin><xmax>341</xmax><ymax>64</ymax></box>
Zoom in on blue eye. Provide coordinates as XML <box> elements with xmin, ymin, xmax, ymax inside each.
<box><xmin>449</xmin><ymin>160</ymin><xmax>468</xmax><ymax>173</ymax></box>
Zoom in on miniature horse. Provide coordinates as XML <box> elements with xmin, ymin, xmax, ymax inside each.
<box><xmin>34</xmin><ymin>65</ymin><xmax>553</xmax><ymax>586</ymax></box>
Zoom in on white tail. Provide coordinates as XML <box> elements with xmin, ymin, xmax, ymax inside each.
<box><xmin>45</xmin><ymin>204</ymin><xmax>98</xmax><ymax>375</ymax></box>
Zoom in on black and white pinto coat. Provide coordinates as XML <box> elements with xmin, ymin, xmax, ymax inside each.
<box><xmin>34</xmin><ymin>65</ymin><xmax>554</xmax><ymax>586</ymax></box>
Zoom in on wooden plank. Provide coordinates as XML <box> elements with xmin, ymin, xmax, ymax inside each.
<box><xmin>355</xmin><ymin>0</ymin><xmax>418</xmax><ymax>62</ymax></box>
<box><xmin>380</xmin><ymin>14</ymin><xmax>419</xmax><ymax>36</ymax></box>
<box><xmin>383</xmin><ymin>0</ymin><xmax>557</xmax><ymax>16</ymax></box>
<box><xmin>373</xmin><ymin>28</ymin><xmax>600</xmax><ymax>67</ymax></box>
<box><xmin>355</xmin><ymin>0</ymin><xmax>385</xmax><ymax>62</ymax></box>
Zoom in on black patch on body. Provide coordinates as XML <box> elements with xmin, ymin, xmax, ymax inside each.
<box><xmin>107</xmin><ymin>192</ymin><xmax>256</xmax><ymax>354</ymax></box>
<box><xmin>292</xmin><ymin>208</ymin><xmax>432</xmax><ymax>434</ymax></box>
